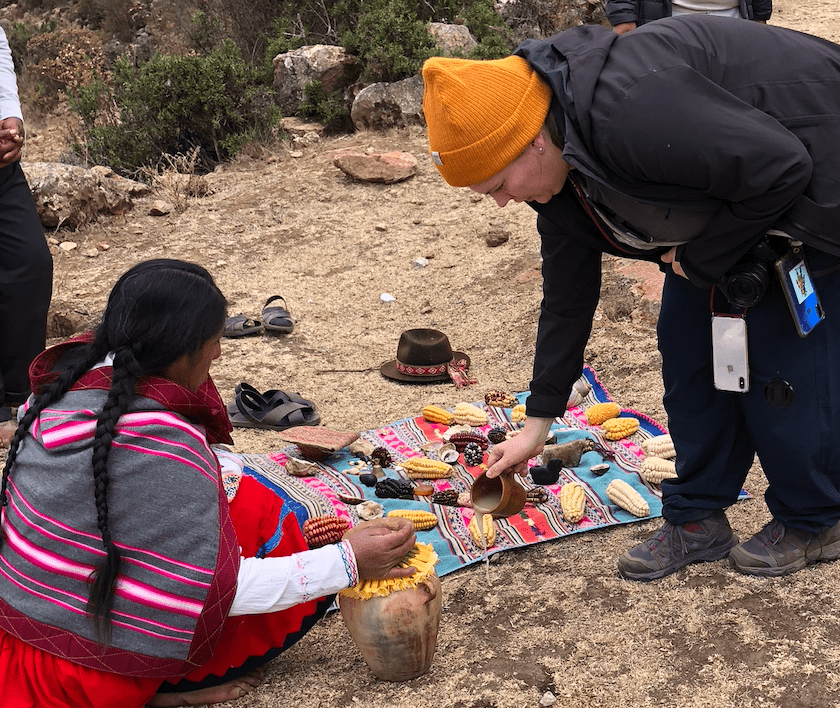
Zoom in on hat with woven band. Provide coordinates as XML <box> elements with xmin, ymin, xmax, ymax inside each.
<box><xmin>380</xmin><ymin>329</ymin><xmax>475</xmax><ymax>387</ymax></box>
<box><xmin>422</xmin><ymin>54</ymin><xmax>552</xmax><ymax>188</ymax></box>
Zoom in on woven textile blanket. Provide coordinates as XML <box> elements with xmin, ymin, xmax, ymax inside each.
<box><xmin>236</xmin><ymin>365</ymin><xmax>741</xmax><ymax>578</ymax></box>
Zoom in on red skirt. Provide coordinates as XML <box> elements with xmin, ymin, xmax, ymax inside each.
<box><xmin>0</xmin><ymin>474</ymin><xmax>325</xmax><ymax>708</ymax></box>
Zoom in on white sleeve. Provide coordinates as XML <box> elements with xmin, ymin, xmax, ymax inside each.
<box><xmin>229</xmin><ymin>539</ymin><xmax>359</xmax><ymax>616</ymax></box>
<box><xmin>0</xmin><ymin>28</ymin><xmax>22</xmax><ymax>120</ymax></box>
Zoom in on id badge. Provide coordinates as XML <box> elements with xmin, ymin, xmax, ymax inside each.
<box><xmin>711</xmin><ymin>315</ymin><xmax>749</xmax><ymax>392</ymax></box>
<box><xmin>775</xmin><ymin>250</ymin><xmax>824</xmax><ymax>337</ymax></box>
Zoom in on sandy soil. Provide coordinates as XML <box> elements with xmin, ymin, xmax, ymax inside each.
<box><xmin>11</xmin><ymin>0</ymin><xmax>840</xmax><ymax>705</ymax></box>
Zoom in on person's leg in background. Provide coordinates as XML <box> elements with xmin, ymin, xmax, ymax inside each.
<box><xmin>0</xmin><ymin>160</ymin><xmax>52</xmax><ymax>446</ymax></box>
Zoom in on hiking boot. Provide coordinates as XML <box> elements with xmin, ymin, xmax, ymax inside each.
<box><xmin>617</xmin><ymin>510</ymin><xmax>738</xmax><ymax>581</ymax></box>
<box><xmin>729</xmin><ymin>518</ymin><xmax>840</xmax><ymax>577</ymax></box>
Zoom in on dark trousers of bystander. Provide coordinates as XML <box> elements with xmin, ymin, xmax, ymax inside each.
<box><xmin>657</xmin><ymin>247</ymin><xmax>840</xmax><ymax>533</ymax></box>
<box><xmin>0</xmin><ymin>160</ymin><xmax>51</xmax><ymax>418</ymax></box>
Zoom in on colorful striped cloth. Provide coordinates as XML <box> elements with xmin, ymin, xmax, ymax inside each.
<box><xmin>240</xmin><ymin>365</ymin><xmax>747</xmax><ymax>578</ymax></box>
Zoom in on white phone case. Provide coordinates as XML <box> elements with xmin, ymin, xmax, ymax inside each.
<box><xmin>711</xmin><ymin>315</ymin><xmax>749</xmax><ymax>392</ymax></box>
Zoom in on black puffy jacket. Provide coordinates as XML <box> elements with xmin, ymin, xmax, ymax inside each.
<box><xmin>513</xmin><ymin>17</ymin><xmax>840</xmax><ymax>417</ymax></box>
<box><xmin>605</xmin><ymin>0</ymin><xmax>772</xmax><ymax>27</ymax></box>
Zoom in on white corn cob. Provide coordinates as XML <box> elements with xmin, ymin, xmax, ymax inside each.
<box><xmin>639</xmin><ymin>457</ymin><xmax>678</xmax><ymax>484</ymax></box>
<box><xmin>640</xmin><ymin>434</ymin><xmax>676</xmax><ymax>459</ymax></box>
<box><xmin>606</xmin><ymin>479</ymin><xmax>650</xmax><ymax>517</ymax></box>
<box><xmin>453</xmin><ymin>402</ymin><xmax>488</xmax><ymax>426</ymax></box>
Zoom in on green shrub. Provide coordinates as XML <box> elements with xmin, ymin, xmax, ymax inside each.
<box><xmin>299</xmin><ymin>80</ymin><xmax>353</xmax><ymax>132</ymax></box>
<box><xmin>339</xmin><ymin>0</ymin><xmax>438</xmax><ymax>82</ymax></box>
<box><xmin>69</xmin><ymin>40</ymin><xmax>281</xmax><ymax>176</ymax></box>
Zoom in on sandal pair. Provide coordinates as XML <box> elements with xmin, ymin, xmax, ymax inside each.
<box><xmin>227</xmin><ymin>383</ymin><xmax>320</xmax><ymax>430</ymax></box>
<box><xmin>223</xmin><ymin>296</ymin><xmax>294</xmax><ymax>338</ymax></box>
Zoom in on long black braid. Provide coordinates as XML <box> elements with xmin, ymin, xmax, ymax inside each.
<box><xmin>86</xmin><ymin>344</ymin><xmax>145</xmax><ymax>641</ymax></box>
<box><xmin>0</xmin><ymin>259</ymin><xmax>227</xmax><ymax>643</ymax></box>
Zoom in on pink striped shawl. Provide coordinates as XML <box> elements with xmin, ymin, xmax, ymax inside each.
<box><xmin>0</xmin><ymin>385</ymin><xmax>240</xmax><ymax>678</ymax></box>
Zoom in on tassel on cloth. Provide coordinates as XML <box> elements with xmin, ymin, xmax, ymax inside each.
<box><xmin>448</xmin><ymin>358</ymin><xmax>477</xmax><ymax>388</ymax></box>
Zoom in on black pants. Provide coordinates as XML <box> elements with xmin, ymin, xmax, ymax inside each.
<box><xmin>658</xmin><ymin>249</ymin><xmax>840</xmax><ymax>533</ymax></box>
<box><xmin>0</xmin><ymin>161</ymin><xmax>51</xmax><ymax>408</ymax></box>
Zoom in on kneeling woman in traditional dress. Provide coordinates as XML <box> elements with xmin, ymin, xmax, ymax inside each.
<box><xmin>0</xmin><ymin>259</ymin><xmax>415</xmax><ymax>707</ymax></box>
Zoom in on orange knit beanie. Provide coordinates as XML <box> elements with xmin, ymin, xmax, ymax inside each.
<box><xmin>422</xmin><ymin>55</ymin><xmax>552</xmax><ymax>187</ymax></box>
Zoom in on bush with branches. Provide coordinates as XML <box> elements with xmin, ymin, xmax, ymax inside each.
<box><xmin>69</xmin><ymin>39</ymin><xmax>280</xmax><ymax>177</ymax></box>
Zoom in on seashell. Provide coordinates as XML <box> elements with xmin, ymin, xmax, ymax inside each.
<box><xmin>590</xmin><ymin>463</ymin><xmax>610</xmax><ymax>476</ymax></box>
<box><xmin>285</xmin><ymin>457</ymin><xmax>322</xmax><ymax>477</ymax></box>
<box><xmin>418</xmin><ymin>440</ymin><xmax>443</xmax><ymax>453</ymax></box>
<box><xmin>357</xmin><ymin>500</ymin><xmax>385</xmax><ymax>520</ymax></box>
<box><xmin>338</xmin><ymin>494</ymin><xmax>366</xmax><ymax>505</ymax></box>
<box><xmin>457</xmin><ymin>491</ymin><xmax>473</xmax><ymax>508</ymax></box>
<box><xmin>573</xmin><ymin>377</ymin><xmax>592</xmax><ymax>397</ymax></box>
<box><xmin>566</xmin><ymin>388</ymin><xmax>584</xmax><ymax>409</ymax></box>
<box><xmin>438</xmin><ymin>442</ymin><xmax>459</xmax><ymax>463</ymax></box>
<box><xmin>442</xmin><ymin>424</ymin><xmax>472</xmax><ymax>441</ymax></box>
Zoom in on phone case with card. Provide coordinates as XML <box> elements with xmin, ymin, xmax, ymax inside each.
<box><xmin>775</xmin><ymin>251</ymin><xmax>824</xmax><ymax>337</ymax></box>
<box><xmin>712</xmin><ymin>315</ymin><xmax>749</xmax><ymax>392</ymax></box>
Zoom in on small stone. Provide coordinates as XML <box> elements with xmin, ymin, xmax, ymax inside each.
<box><xmin>148</xmin><ymin>200</ymin><xmax>173</xmax><ymax>216</ymax></box>
<box><xmin>380</xmin><ymin>293</ymin><xmax>396</xmax><ymax>303</ymax></box>
<box><xmin>540</xmin><ymin>691</ymin><xmax>557</xmax><ymax>707</ymax></box>
<box><xmin>96</xmin><ymin>242</ymin><xmax>110</xmax><ymax>251</ymax></box>
<box><xmin>289</xmin><ymin>150</ymin><xmax>304</xmax><ymax>158</ymax></box>
<box><xmin>59</xmin><ymin>241</ymin><xmax>77</xmax><ymax>251</ymax></box>
<box><xmin>412</xmin><ymin>257</ymin><xmax>429</xmax><ymax>268</ymax></box>
<box><xmin>484</xmin><ymin>228</ymin><xmax>510</xmax><ymax>247</ymax></box>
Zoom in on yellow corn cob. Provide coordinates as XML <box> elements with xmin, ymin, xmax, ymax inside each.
<box><xmin>387</xmin><ymin>509</ymin><xmax>438</xmax><ymax>531</ymax></box>
<box><xmin>559</xmin><ymin>482</ymin><xmax>586</xmax><ymax>524</ymax></box>
<box><xmin>585</xmin><ymin>402</ymin><xmax>621</xmax><ymax>425</ymax></box>
<box><xmin>640</xmin><ymin>434</ymin><xmax>676</xmax><ymax>459</ymax></box>
<box><xmin>606</xmin><ymin>478</ymin><xmax>650</xmax><ymax>517</ymax></box>
<box><xmin>601</xmin><ymin>416</ymin><xmax>640</xmax><ymax>440</ymax></box>
<box><xmin>511</xmin><ymin>403</ymin><xmax>527</xmax><ymax>423</ymax></box>
<box><xmin>421</xmin><ymin>405</ymin><xmax>455</xmax><ymax>425</ymax></box>
<box><xmin>453</xmin><ymin>402</ymin><xmax>488</xmax><ymax>426</ymax></box>
<box><xmin>639</xmin><ymin>457</ymin><xmax>677</xmax><ymax>484</ymax></box>
<box><xmin>468</xmin><ymin>512</ymin><xmax>496</xmax><ymax>548</ymax></box>
<box><xmin>399</xmin><ymin>457</ymin><xmax>454</xmax><ymax>479</ymax></box>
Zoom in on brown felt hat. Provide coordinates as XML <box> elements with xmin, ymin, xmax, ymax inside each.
<box><xmin>380</xmin><ymin>329</ymin><xmax>471</xmax><ymax>384</ymax></box>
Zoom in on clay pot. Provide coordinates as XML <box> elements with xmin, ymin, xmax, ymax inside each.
<box><xmin>470</xmin><ymin>470</ymin><xmax>526</xmax><ymax>518</ymax></box>
<box><xmin>338</xmin><ymin>572</ymin><xmax>442</xmax><ymax>681</ymax></box>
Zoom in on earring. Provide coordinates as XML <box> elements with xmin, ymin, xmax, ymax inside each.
<box><xmin>538</xmin><ymin>146</ymin><xmax>544</xmax><ymax>153</ymax></box>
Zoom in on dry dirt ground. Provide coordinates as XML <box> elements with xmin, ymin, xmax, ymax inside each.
<box><xmin>12</xmin><ymin>1</ymin><xmax>840</xmax><ymax>705</ymax></box>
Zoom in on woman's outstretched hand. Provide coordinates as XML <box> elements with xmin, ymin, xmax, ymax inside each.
<box><xmin>484</xmin><ymin>416</ymin><xmax>554</xmax><ymax>479</ymax></box>
<box><xmin>343</xmin><ymin>517</ymin><xmax>417</xmax><ymax>580</ymax></box>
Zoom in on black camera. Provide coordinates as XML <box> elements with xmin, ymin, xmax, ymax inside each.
<box><xmin>717</xmin><ymin>237</ymin><xmax>783</xmax><ymax>308</ymax></box>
